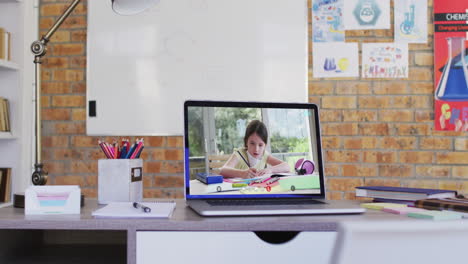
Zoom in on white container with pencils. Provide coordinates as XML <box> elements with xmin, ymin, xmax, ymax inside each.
<box><xmin>98</xmin><ymin>159</ymin><xmax>143</xmax><ymax>204</ymax></box>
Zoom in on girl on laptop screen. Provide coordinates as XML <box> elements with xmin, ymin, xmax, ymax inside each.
<box><xmin>219</xmin><ymin>120</ymin><xmax>290</xmax><ymax>179</ymax></box>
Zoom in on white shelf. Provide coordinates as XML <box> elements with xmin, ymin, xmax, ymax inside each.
<box><xmin>0</xmin><ymin>131</ymin><xmax>15</xmax><ymax>139</ymax></box>
<box><xmin>0</xmin><ymin>202</ymin><xmax>12</xmax><ymax>209</ymax></box>
<box><xmin>0</xmin><ymin>60</ymin><xmax>19</xmax><ymax>71</ymax></box>
<box><xmin>0</xmin><ymin>0</ymin><xmax>22</xmax><ymax>3</ymax></box>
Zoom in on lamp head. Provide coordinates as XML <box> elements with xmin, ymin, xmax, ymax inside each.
<box><xmin>111</xmin><ymin>0</ymin><xmax>159</xmax><ymax>15</ymax></box>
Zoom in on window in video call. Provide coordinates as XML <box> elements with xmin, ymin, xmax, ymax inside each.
<box><xmin>187</xmin><ymin>105</ymin><xmax>322</xmax><ymax>196</ymax></box>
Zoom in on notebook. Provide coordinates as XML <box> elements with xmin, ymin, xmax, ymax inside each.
<box><xmin>92</xmin><ymin>201</ymin><xmax>176</xmax><ymax>218</ymax></box>
<box><xmin>184</xmin><ymin>100</ymin><xmax>365</xmax><ymax>216</ymax></box>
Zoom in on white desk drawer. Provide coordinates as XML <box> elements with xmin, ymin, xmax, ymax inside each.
<box><xmin>136</xmin><ymin>231</ymin><xmax>336</xmax><ymax>264</ymax></box>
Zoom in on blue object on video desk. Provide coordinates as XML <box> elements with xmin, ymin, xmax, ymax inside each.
<box><xmin>196</xmin><ymin>173</ymin><xmax>223</xmax><ymax>184</ymax></box>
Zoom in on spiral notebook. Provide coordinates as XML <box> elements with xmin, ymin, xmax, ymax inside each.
<box><xmin>92</xmin><ymin>201</ymin><xmax>176</xmax><ymax>218</ymax></box>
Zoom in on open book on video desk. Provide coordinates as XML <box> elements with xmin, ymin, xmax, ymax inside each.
<box><xmin>92</xmin><ymin>201</ymin><xmax>176</xmax><ymax>218</ymax></box>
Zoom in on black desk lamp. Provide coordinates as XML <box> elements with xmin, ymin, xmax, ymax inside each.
<box><xmin>30</xmin><ymin>0</ymin><xmax>159</xmax><ymax>185</ymax></box>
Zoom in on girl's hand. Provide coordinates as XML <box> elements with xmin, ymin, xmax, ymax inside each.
<box><xmin>256</xmin><ymin>168</ymin><xmax>272</xmax><ymax>176</ymax></box>
<box><xmin>244</xmin><ymin>168</ymin><xmax>258</xmax><ymax>178</ymax></box>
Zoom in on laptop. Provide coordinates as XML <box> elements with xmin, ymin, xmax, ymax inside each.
<box><xmin>184</xmin><ymin>100</ymin><xmax>365</xmax><ymax>216</ymax></box>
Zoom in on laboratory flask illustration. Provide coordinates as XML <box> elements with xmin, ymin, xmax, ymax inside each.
<box><xmin>400</xmin><ymin>4</ymin><xmax>415</xmax><ymax>35</ymax></box>
<box><xmin>435</xmin><ymin>37</ymin><xmax>468</xmax><ymax>101</ymax></box>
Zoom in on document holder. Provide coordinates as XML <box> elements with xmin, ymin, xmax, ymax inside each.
<box><xmin>98</xmin><ymin>159</ymin><xmax>143</xmax><ymax>204</ymax></box>
<box><xmin>25</xmin><ymin>185</ymin><xmax>81</xmax><ymax>215</ymax></box>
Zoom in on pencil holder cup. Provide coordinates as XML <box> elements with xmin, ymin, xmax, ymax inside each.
<box><xmin>98</xmin><ymin>159</ymin><xmax>143</xmax><ymax>204</ymax></box>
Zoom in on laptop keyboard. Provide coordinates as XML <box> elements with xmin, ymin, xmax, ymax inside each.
<box><xmin>207</xmin><ymin>199</ymin><xmax>325</xmax><ymax>206</ymax></box>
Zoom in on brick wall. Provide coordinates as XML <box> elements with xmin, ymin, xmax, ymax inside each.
<box><xmin>40</xmin><ymin>0</ymin><xmax>468</xmax><ymax>199</ymax></box>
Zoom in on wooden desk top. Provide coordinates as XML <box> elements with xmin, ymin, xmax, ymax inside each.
<box><xmin>0</xmin><ymin>199</ymin><xmax>418</xmax><ymax>232</ymax></box>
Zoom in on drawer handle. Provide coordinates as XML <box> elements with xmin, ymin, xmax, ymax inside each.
<box><xmin>254</xmin><ymin>231</ymin><xmax>300</xmax><ymax>244</ymax></box>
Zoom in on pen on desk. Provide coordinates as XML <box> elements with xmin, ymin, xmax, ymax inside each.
<box><xmin>133</xmin><ymin>202</ymin><xmax>151</xmax><ymax>213</ymax></box>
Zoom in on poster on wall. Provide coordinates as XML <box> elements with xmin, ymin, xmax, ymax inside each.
<box><xmin>312</xmin><ymin>42</ymin><xmax>359</xmax><ymax>78</ymax></box>
<box><xmin>312</xmin><ymin>0</ymin><xmax>344</xmax><ymax>42</ymax></box>
<box><xmin>394</xmin><ymin>0</ymin><xmax>428</xmax><ymax>43</ymax></box>
<box><xmin>344</xmin><ymin>0</ymin><xmax>390</xmax><ymax>30</ymax></box>
<box><xmin>361</xmin><ymin>43</ymin><xmax>408</xmax><ymax>79</ymax></box>
<box><xmin>434</xmin><ymin>1</ymin><xmax>468</xmax><ymax>131</ymax></box>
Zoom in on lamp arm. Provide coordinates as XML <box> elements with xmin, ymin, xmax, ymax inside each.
<box><xmin>30</xmin><ymin>0</ymin><xmax>81</xmax><ymax>185</ymax></box>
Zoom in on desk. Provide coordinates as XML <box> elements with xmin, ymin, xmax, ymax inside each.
<box><xmin>0</xmin><ymin>199</ymin><xmax>431</xmax><ymax>264</ymax></box>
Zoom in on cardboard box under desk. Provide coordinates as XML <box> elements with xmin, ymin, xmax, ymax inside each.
<box><xmin>98</xmin><ymin>159</ymin><xmax>143</xmax><ymax>204</ymax></box>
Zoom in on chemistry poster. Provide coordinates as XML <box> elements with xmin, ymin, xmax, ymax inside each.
<box><xmin>361</xmin><ymin>43</ymin><xmax>408</xmax><ymax>79</ymax></box>
<box><xmin>313</xmin><ymin>42</ymin><xmax>359</xmax><ymax>78</ymax></box>
<box><xmin>312</xmin><ymin>0</ymin><xmax>344</xmax><ymax>42</ymax></box>
<box><xmin>434</xmin><ymin>1</ymin><xmax>468</xmax><ymax>131</ymax></box>
<box><xmin>394</xmin><ymin>0</ymin><xmax>427</xmax><ymax>43</ymax></box>
<box><xmin>344</xmin><ymin>0</ymin><xmax>390</xmax><ymax>30</ymax></box>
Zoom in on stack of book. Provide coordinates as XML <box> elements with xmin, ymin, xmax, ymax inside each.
<box><xmin>355</xmin><ymin>186</ymin><xmax>457</xmax><ymax>205</ymax></box>
<box><xmin>0</xmin><ymin>27</ymin><xmax>11</xmax><ymax>61</ymax></box>
<box><xmin>0</xmin><ymin>97</ymin><xmax>10</xmax><ymax>132</ymax></box>
<box><xmin>0</xmin><ymin>168</ymin><xmax>11</xmax><ymax>203</ymax></box>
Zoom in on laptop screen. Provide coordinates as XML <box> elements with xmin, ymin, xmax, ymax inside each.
<box><xmin>184</xmin><ymin>101</ymin><xmax>325</xmax><ymax>199</ymax></box>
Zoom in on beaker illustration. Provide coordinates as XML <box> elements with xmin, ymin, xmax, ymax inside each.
<box><xmin>323</xmin><ymin>57</ymin><xmax>336</xmax><ymax>71</ymax></box>
<box><xmin>435</xmin><ymin>37</ymin><xmax>468</xmax><ymax>101</ymax></box>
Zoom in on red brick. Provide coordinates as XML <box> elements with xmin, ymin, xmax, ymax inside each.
<box><xmin>308</xmin><ymin>82</ymin><xmax>334</xmax><ymax>95</ymax></box>
<box><xmin>326</xmin><ymin>150</ymin><xmax>360</xmax><ymax>163</ymax></box>
<box><xmin>405</xmin><ymin>180</ymin><xmax>439</xmax><ymax>189</ymax></box>
<box><xmin>72</xmin><ymin>109</ymin><xmax>86</xmax><ymax>121</ymax></box>
<box><xmin>70</xmin><ymin>161</ymin><xmax>97</xmax><ymax>173</ymax></box>
<box><xmin>52</xmin><ymin>44</ymin><xmax>84</xmax><ymax>56</ymax></box>
<box><xmin>154</xmin><ymin>175</ymin><xmax>184</xmax><ymax>188</ymax></box>
<box><xmin>322</xmin><ymin>96</ymin><xmax>357</xmax><ymax>109</ymax></box>
<box><xmin>167</xmin><ymin>136</ymin><xmax>183</xmax><ymax>147</ymax></box>
<box><xmin>55</xmin><ymin>175</ymin><xmax>85</xmax><ymax>186</ymax></box>
<box><xmin>42</xmin><ymin>136</ymin><xmax>69</xmax><ymax>147</ymax></box>
<box><xmin>436</xmin><ymin>152</ymin><xmax>468</xmax><ymax>164</ymax></box>
<box><xmin>43</xmin><ymin>161</ymin><xmax>66</xmax><ymax>174</ymax></box>
<box><xmin>52</xmin><ymin>69</ymin><xmax>84</xmax><ymax>82</ymax></box>
<box><xmin>416</xmin><ymin>165</ymin><xmax>450</xmax><ymax>177</ymax></box>
<box><xmin>41</xmin><ymin>82</ymin><xmax>71</xmax><ymax>94</ymax></box>
<box><xmin>327</xmin><ymin>178</ymin><xmax>364</xmax><ymax>192</ymax></box>
<box><xmin>380</xmin><ymin>137</ymin><xmax>416</xmax><ymax>149</ymax></box>
<box><xmin>55</xmin><ymin>122</ymin><xmax>86</xmax><ymax>134</ymax></box>
<box><xmin>342</xmin><ymin>164</ymin><xmax>377</xmax><ymax>176</ymax></box>
<box><xmin>143</xmin><ymin>137</ymin><xmax>166</xmax><ymax>147</ymax></box>
<box><xmin>358</xmin><ymin>96</ymin><xmax>391</xmax><ymax>108</ymax></box>
<box><xmin>395</xmin><ymin>124</ymin><xmax>430</xmax><ymax>135</ymax></box>
<box><xmin>144</xmin><ymin>161</ymin><xmax>163</xmax><ymax>173</ymax></box>
<box><xmin>358</xmin><ymin>123</ymin><xmax>390</xmax><ymax>136</ymax></box>
<box><xmin>420</xmin><ymin>138</ymin><xmax>452</xmax><ymax>150</ymax></box>
<box><xmin>363</xmin><ymin>178</ymin><xmax>401</xmax><ymax>187</ymax></box>
<box><xmin>322</xmin><ymin>137</ymin><xmax>341</xmax><ymax>149</ymax></box>
<box><xmin>71</xmin><ymin>136</ymin><xmax>100</xmax><ymax>147</ymax></box>
<box><xmin>455</xmin><ymin>138</ymin><xmax>468</xmax><ymax>151</ymax></box>
<box><xmin>344</xmin><ymin>137</ymin><xmax>377</xmax><ymax>149</ymax></box>
<box><xmin>44</xmin><ymin>57</ymin><xmax>69</xmax><ymax>68</ymax></box>
<box><xmin>363</xmin><ymin>151</ymin><xmax>397</xmax><ymax>163</ymax></box>
<box><xmin>379</xmin><ymin>165</ymin><xmax>412</xmax><ymax>177</ymax></box>
<box><xmin>322</xmin><ymin>123</ymin><xmax>358</xmax><ymax>136</ymax></box>
<box><xmin>343</xmin><ymin>110</ymin><xmax>377</xmax><ymax>122</ymax></box>
<box><xmin>320</xmin><ymin>110</ymin><xmax>343</xmax><ymax>122</ymax></box>
<box><xmin>52</xmin><ymin>95</ymin><xmax>85</xmax><ymax>107</ymax></box>
<box><xmin>336</xmin><ymin>82</ymin><xmax>371</xmax><ymax>95</ymax></box>
<box><xmin>373</xmin><ymin>82</ymin><xmax>407</xmax><ymax>94</ymax></box>
<box><xmin>453</xmin><ymin>167</ymin><xmax>468</xmax><ymax>178</ymax></box>
<box><xmin>42</xmin><ymin>108</ymin><xmax>71</xmax><ymax>120</ymax></box>
<box><xmin>399</xmin><ymin>151</ymin><xmax>433</xmax><ymax>163</ymax></box>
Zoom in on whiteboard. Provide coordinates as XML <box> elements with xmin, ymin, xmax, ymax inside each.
<box><xmin>87</xmin><ymin>0</ymin><xmax>307</xmax><ymax>136</ymax></box>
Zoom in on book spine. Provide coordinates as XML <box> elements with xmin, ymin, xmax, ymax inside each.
<box><xmin>0</xmin><ymin>27</ymin><xmax>4</xmax><ymax>60</ymax></box>
<box><xmin>414</xmin><ymin>200</ymin><xmax>468</xmax><ymax>213</ymax></box>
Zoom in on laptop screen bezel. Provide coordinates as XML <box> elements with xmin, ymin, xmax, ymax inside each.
<box><xmin>184</xmin><ymin>100</ymin><xmax>326</xmax><ymax>200</ymax></box>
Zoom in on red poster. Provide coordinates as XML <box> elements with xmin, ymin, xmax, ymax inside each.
<box><xmin>433</xmin><ymin>1</ymin><xmax>468</xmax><ymax>131</ymax></box>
